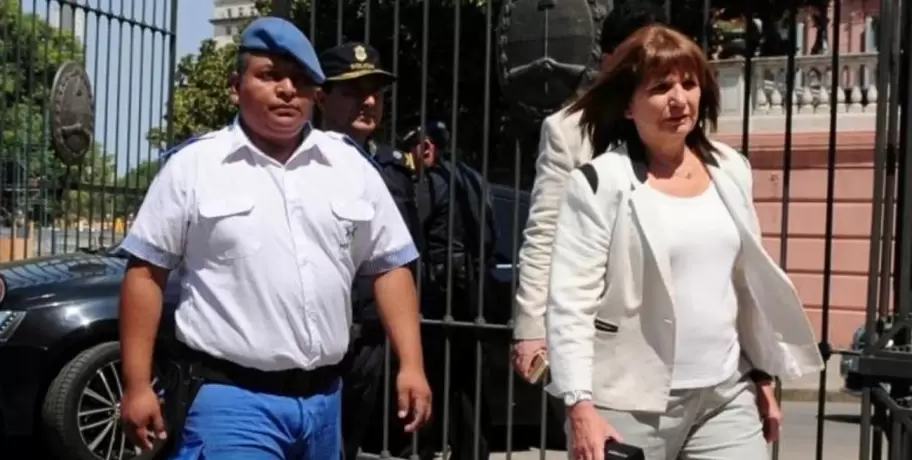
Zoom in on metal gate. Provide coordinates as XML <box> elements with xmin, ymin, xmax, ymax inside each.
<box><xmin>3</xmin><ymin>0</ymin><xmax>911</xmax><ymax>458</ymax></box>
<box><xmin>0</xmin><ymin>0</ymin><xmax>178</xmax><ymax>262</ymax></box>
<box><xmin>265</xmin><ymin>0</ymin><xmax>911</xmax><ymax>459</ymax></box>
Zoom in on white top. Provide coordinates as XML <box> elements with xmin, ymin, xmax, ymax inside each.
<box><xmin>649</xmin><ymin>182</ymin><xmax>742</xmax><ymax>389</ymax></box>
<box><xmin>120</xmin><ymin>121</ymin><xmax>418</xmax><ymax>372</ymax></box>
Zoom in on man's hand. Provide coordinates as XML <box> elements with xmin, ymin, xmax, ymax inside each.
<box><xmin>396</xmin><ymin>366</ymin><xmax>432</xmax><ymax>433</ymax></box>
<box><xmin>756</xmin><ymin>380</ymin><xmax>782</xmax><ymax>443</ymax></box>
<box><xmin>512</xmin><ymin>338</ymin><xmax>547</xmax><ymax>382</ymax></box>
<box><xmin>568</xmin><ymin>401</ymin><xmax>623</xmax><ymax>460</ymax></box>
<box><xmin>121</xmin><ymin>384</ymin><xmax>167</xmax><ymax>451</ymax></box>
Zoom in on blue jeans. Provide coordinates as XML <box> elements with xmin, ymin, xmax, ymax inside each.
<box><xmin>170</xmin><ymin>381</ymin><xmax>342</xmax><ymax>460</ymax></box>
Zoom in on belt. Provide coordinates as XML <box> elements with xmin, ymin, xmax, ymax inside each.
<box><xmin>177</xmin><ymin>345</ymin><xmax>339</xmax><ymax>398</ymax></box>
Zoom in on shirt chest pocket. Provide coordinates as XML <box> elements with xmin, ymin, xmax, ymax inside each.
<box><xmin>197</xmin><ymin>199</ymin><xmax>263</xmax><ymax>261</ymax></box>
<box><xmin>330</xmin><ymin>199</ymin><xmax>375</xmax><ymax>257</ymax></box>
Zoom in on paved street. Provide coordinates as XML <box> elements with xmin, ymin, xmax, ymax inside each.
<box><xmin>4</xmin><ymin>400</ymin><xmax>897</xmax><ymax>459</ymax></box>
<box><xmin>488</xmin><ymin>401</ymin><xmax>883</xmax><ymax>460</ymax></box>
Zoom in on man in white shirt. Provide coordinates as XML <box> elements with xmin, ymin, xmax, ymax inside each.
<box><xmin>118</xmin><ymin>17</ymin><xmax>431</xmax><ymax>459</ymax></box>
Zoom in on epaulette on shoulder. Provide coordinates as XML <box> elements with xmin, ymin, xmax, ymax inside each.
<box><xmin>159</xmin><ymin>132</ymin><xmax>214</xmax><ymax>165</ymax></box>
<box><xmin>324</xmin><ymin>131</ymin><xmax>381</xmax><ymax>171</ymax></box>
<box><xmin>577</xmin><ymin>163</ymin><xmax>598</xmax><ymax>193</ymax></box>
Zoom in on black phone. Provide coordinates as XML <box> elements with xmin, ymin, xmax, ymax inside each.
<box><xmin>604</xmin><ymin>440</ymin><xmax>645</xmax><ymax>460</ymax></box>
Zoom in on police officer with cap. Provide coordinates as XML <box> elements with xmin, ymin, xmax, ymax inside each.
<box><xmin>119</xmin><ymin>18</ymin><xmax>430</xmax><ymax>459</ymax></box>
<box><xmin>400</xmin><ymin>121</ymin><xmax>493</xmax><ymax>460</ymax></box>
<box><xmin>314</xmin><ymin>41</ymin><xmax>423</xmax><ymax>460</ymax></box>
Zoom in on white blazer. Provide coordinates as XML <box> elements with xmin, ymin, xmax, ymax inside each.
<box><xmin>545</xmin><ymin>141</ymin><xmax>825</xmax><ymax>413</ymax></box>
<box><xmin>514</xmin><ymin>107</ymin><xmax>594</xmax><ymax>340</ymax></box>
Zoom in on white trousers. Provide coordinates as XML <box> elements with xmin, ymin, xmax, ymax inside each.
<box><xmin>570</xmin><ymin>371</ymin><xmax>769</xmax><ymax>460</ymax></box>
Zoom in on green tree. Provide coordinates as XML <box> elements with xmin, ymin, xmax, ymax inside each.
<box><xmin>146</xmin><ymin>39</ymin><xmax>241</xmax><ymax>150</ymax></box>
<box><xmin>0</xmin><ymin>0</ymin><xmax>117</xmax><ymax>226</ymax></box>
<box><xmin>116</xmin><ymin>159</ymin><xmax>160</xmax><ymax>218</ymax></box>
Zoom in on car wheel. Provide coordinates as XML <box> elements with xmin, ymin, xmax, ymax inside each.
<box><xmin>40</xmin><ymin>341</ymin><xmax>168</xmax><ymax>460</ymax></box>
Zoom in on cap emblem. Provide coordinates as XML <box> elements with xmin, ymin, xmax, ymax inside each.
<box><xmin>354</xmin><ymin>45</ymin><xmax>368</xmax><ymax>62</ymax></box>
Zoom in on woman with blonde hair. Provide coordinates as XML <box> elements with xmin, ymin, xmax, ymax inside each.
<box><xmin>545</xmin><ymin>24</ymin><xmax>824</xmax><ymax>460</ymax></box>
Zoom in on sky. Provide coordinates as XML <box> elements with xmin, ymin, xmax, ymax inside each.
<box><xmin>24</xmin><ymin>0</ymin><xmax>216</xmax><ymax>175</ymax></box>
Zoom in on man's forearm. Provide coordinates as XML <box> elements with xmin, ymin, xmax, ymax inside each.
<box><xmin>119</xmin><ymin>262</ymin><xmax>167</xmax><ymax>391</ymax></box>
<box><xmin>373</xmin><ymin>267</ymin><xmax>423</xmax><ymax>370</ymax></box>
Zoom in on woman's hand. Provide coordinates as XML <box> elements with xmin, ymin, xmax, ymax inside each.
<box><xmin>568</xmin><ymin>401</ymin><xmax>624</xmax><ymax>460</ymax></box>
<box><xmin>755</xmin><ymin>381</ymin><xmax>782</xmax><ymax>442</ymax></box>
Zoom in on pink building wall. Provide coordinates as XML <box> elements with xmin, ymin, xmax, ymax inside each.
<box><xmin>716</xmin><ymin>131</ymin><xmax>880</xmax><ymax>348</ymax></box>
<box><xmin>799</xmin><ymin>0</ymin><xmax>880</xmax><ymax>54</ymax></box>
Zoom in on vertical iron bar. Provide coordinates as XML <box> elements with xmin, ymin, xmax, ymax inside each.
<box><xmin>474</xmin><ymin>1</ymin><xmax>495</xmax><ymax>458</ymax></box>
<box><xmin>309</xmin><ymin>0</ymin><xmax>317</xmax><ymax>46</ymax></box>
<box><xmin>506</xmin><ymin>139</ymin><xmax>521</xmax><ymax>460</ymax></box>
<box><xmin>272</xmin><ymin>0</ymin><xmax>292</xmax><ymax>18</ymax></box>
<box><xmin>131</xmin><ymin>0</ymin><xmax>149</xmax><ymax>250</ymax></box>
<box><xmin>363</xmin><ymin>0</ymin><xmax>371</xmax><ymax>44</ymax></box>
<box><xmin>700</xmin><ymin>0</ymin><xmax>710</xmax><ymax>53</ymax></box>
<box><xmin>412</xmin><ymin>0</ymin><xmax>430</xmax><ymax>455</ymax></box>
<box><xmin>81</xmin><ymin>1</ymin><xmax>92</xmax><ymax>248</ymax></box>
<box><xmin>442</xmin><ymin>0</ymin><xmax>462</xmax><ymax>457</ymax></box>
<box><xmin>145</xmin><ymin>0</ymin><xmax>159</xmax><ymax>236</ymax></box>
<box><xmin>120</xmin><ymin>0</ymin><xmax>138</xmax><ymax>254</ymax></box>
<box><xmin>91</xmin><ymin>1</ymin><xmax>104</xmax><ymax>248</ymax></box>
<box><xmin>861</xmin><ymin>0</ymin><xmax>899</xmax><ymax>456</ymax></box>
<box><xmin>71</xmin><ymin>0</ymin><xmax>84</xmax><ymax>255</ymax></box>
<box><xmin>36</xmin><ymin>0</ymin><xmax>54</xmax><ymax>257</ymax></box>
<box><xmin>336</xmin><ymin>0</ymin><xmax>343</xmax><ymax>46</ymax></box>
<box><xmin>740</xmin><ymin>0</ymin><xmax>753</xmax><ymax>155</ymax></box>
<box><xmin>772</xmin><ymin>5</ymin><xmax>800</xmax><ymax>459</ymax></box>
<box><xmin>815</xmin><ymin>1</ymin><xmax>842</xmax><ymax>459</ymax></box>
<box><xmin>538</xmin><ymin>4</ymin><xmax>552</xmax><ymax>457</ymax></box>
<box><xmin>877</xmin><ymin>0</ymin><xmax>904</xmax><ymax>344</ymax></box>
<box><xmin>0</xmin><ymin>0</ymin><xmax>7</xmax><ymax>255</ymax></box>
<box><xmin>380</xmin><ymin>1</ymin><xmax>400</xmax><ymax>456</ymax></box>
<box><xmin>164</xmin><ymin>0</ymin><xmax>178</xmax><ymax>148</ymax></box>
<box><xmin>104</xmin><ymin>1</ymin><xmax>124</xmax><ymax>258</ymax></box>
<box><xmin>877</xmin><ymin>0</ymin><xmax>904</xmax><ymax>323</ymax></box>
<box><xmin>21</xmin><ymin>0</ymin><xmax>38</xmax><ymax>261</ymax></box>
<box><xmin>100</xmin><ymin>0</ymin><xmax>115</xmax><ymax>250</ymax></box>
<box><xmin>896</xmin><ymin>0</ymin><xmax>912</xmax><ymax>324</ymax></box>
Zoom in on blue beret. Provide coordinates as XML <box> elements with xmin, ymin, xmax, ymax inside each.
<box><xmin>239</xmin><ymin>17</ymin><xmax>325</xmax><ymax>85</ymax></box>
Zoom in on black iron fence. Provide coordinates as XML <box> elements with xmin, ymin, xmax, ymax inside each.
<box><xmin>264</xmin><ymin>1</ymin><xmax>907</xmax><ymax>459</ymax></box>
<box><xmin>2</xmin><ymin>0</ymin><xmax>911</xmax><ymax>458</ymax></box>
<box><xmin>0</xmin><ymin>0</ymin><xmax>178</xmax><ymax>262</ymax></box>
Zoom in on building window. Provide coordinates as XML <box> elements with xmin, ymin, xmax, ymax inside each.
<box><xmin>227</xmin><ymin>8</ymin><xmax>233</xmax><ymax>18</ymax></box>
<box><xmin>239</xmin><ymin>7</ymin><xmax>245</xmax><ymax>17</ymax></box>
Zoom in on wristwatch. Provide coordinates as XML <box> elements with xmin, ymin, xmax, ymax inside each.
<box><xmin>563</xmin><ymin>390</ymin><xmax>593</xmax><ymax>407</ymax></box>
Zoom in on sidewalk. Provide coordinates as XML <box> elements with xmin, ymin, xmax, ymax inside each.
<box><xmin>780</xmin><ymin>359</ymin><xmax>858</xmax><ymax>403</ymax></box>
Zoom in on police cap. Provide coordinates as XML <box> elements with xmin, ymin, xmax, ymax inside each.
<box><xmin>239</xmin><ymin>17</ymin><xmax>325</xmax><ymax>85</ymax></box>
<box><xmin>400</xmin><ymin>121</ymin><xmax>450</xmax><ymax>151</ymax></box>
<box><xmin>319</xmin><ymin>42</ymin><xmax>396</xmax><ymax>84</ymax></box>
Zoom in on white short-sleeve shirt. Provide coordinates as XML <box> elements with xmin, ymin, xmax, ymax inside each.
<box><xmin>120</xmin><ymin>121</ymin><xmax>418</xmax><ymax>371</ymax></box>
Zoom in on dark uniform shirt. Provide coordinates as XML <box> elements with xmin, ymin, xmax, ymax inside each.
<box><xmin>415</xmin><ymin>160</ymin><xmax>470</xmax><ymax>320</ymax></box>
<box><xmin>351</xmin><ymin>139</ymin><xmax>420</xmax><ymax>329</ymax></box>
<box><xmin>417</xmin><ymin>163</ymin><xmax>465</xmax><ymax>267</ymax></box>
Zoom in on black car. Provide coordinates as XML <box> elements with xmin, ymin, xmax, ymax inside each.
<box><xmin>0</xmin><ymin>183</ymin><xmax>562</xmax><ymax>460</ymax></box>
<box><xmin>0</xmin><ymin>251</ymin><xmax>181</xmax><ymax>460</ymax></box>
